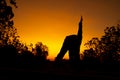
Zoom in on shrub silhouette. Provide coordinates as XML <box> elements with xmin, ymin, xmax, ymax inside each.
<box><xmin>16</xmin><ymin>42</ymin><xmax>49</xmax><ymax>66</ymax></box>
<box><xmin>34</xmin><ymin>42</ymin><xmax>48</xmax><ymax>62</ymax></box>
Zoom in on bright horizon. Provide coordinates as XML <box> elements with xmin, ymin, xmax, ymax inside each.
<box><xmin>13</xmin><ymin>0</ymin><xmax>120</xmax><ymax>60</ymax></box>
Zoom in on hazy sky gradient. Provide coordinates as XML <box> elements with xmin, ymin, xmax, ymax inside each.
<box><xmin>13</xmin><ymin>0</ymin><xmax>120</xmax><ymax>60</ymax></box>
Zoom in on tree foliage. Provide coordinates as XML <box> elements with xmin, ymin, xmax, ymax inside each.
<box><xmin>34</xmin><ymin>42</ymin><xmax>48</xmax><ymax>60</ymax></box>
<box><xmin>0</xmin><ymin>0</ymin><xmax>18</xmax><ymax>46</ymax></box>
<box><xmin>83</xmin><ymin>24</ymin><xmax>120</xmax><ymax>63</ymax></box>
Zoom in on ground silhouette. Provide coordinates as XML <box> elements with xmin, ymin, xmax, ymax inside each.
<box><xmin>55</xmin><ymin>16</ymin><xmax>83</xmax><ymax>64</ymax></box>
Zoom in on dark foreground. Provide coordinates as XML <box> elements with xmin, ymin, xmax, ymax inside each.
<box><xmin>0</xmin><ymin>62</ymin><xmax>120</xmax><ymax>80</ymax></box>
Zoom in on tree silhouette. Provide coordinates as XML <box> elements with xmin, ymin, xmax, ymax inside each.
<box><xmin>100</xmin><ymin>25</ymin><xmax>120</xmax><ymax>63</ymax></box>
<box><xmin>84</xmin><ymin>24</ymin><xmax>120</xmax><ymax>64</ymax></box>
<box><xmin>34</xmin><ymin>42</ymin><xmax>48</xmax><ymax>60</ymax></box>
<box><xmin>0</xmin><ymin>0</ymin><xmax>18</xmax><ymax>46</ymax></box>
<box><xmin>0</xmin><ymin>0</ymin><xmax>19</xmax><ymax>65</ymax></box>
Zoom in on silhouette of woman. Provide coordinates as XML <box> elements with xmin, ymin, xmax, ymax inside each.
<box><xmin>55</xmin><ymin>16</ymin><xmax>83</xmax><ymax>63</ymax></box>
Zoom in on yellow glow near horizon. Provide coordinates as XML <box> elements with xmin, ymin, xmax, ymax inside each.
<box><xmin>15</xmin><ymin>17</ymin><xmax>91</xmax><ymax>60</ymax></box>
<box><xmin>14</xmin><ymin>0</ymin><xmax>120</xmax><ymax>60</ymax></box>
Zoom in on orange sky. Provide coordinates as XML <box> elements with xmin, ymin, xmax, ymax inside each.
<box><xmin>13</xmin><ymin>0</ymin><xmax>120</xmax><ymax>60</ymax></box>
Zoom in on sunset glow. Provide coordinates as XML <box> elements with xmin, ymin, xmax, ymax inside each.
<box><xmin>14</xmin><ymin>0</ymin><xmax>120</xmax><ymax>60</ymax></box>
